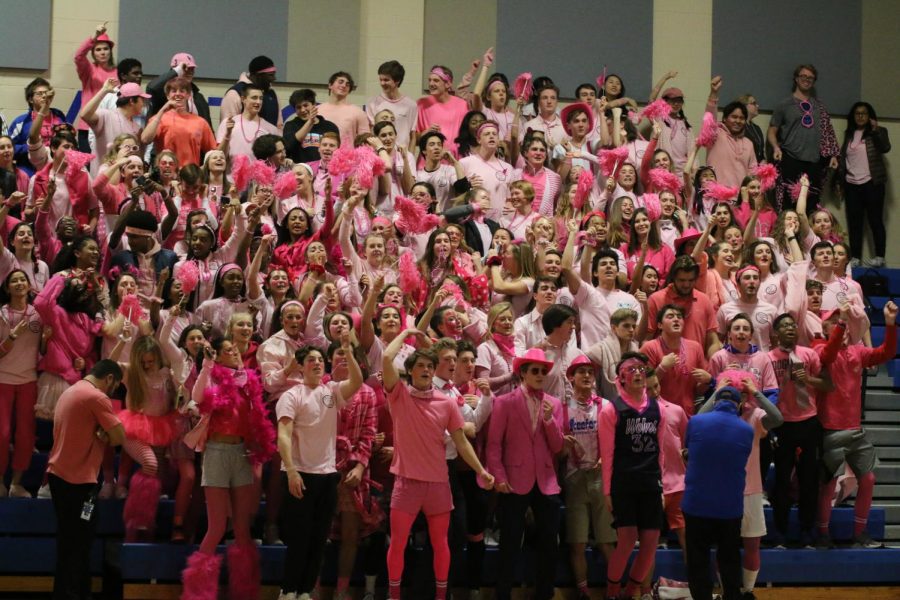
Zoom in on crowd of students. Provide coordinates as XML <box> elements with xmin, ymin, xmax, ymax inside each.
<box><xmin>0</xmin><ymin>22</ymin><xmax>895</xmax><ymax>600</ymax></box>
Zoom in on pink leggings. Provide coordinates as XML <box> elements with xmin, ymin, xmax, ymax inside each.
<box><xmin>387</xmin><ymin>509</ymin><xmax>451</xmax><ymax>584</ymax></box>
<box><xmin>607</xmin><ymin>526</ymin><xmax>659</xmax><ymax>597</ymax></box>
<box><xmin>199</xmin><ymin>484</ymin><xmax>257</xmax><ymax>555</ymax></box>
<box><xmin>0</xmin><ymin>381</ymin><xmax>37</xmax><ymax>474</ymax></box>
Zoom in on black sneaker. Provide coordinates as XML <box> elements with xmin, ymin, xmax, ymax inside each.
<box><xmin>798</xmin><ymin>530</ymin><xmax>815</xmax><ymax>549</ymax></box>
<box><xmin>814</xmin><ymin>532</ymin><xmax>834</xmax><ymax>549</ymax></box>
<box><xmin>742</xmin><ymin>592</ymin><xmax>757</xmax><ymax>600</ymax></box>
<box><xmin>853</xmin><ymin>532</ymin><xmax>885</xmax><ymax>548</ymax></box>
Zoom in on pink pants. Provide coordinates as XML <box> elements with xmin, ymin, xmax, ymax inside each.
<box><xmin>0</xmin><ymin>381</ymin><xmax>37</xmax><ymax>474</ymax></box>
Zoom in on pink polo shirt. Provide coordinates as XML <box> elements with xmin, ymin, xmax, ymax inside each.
<box><xmin>416</xmin><ymin>95</ymin><xmax>469</xmax><ymax>156</ymax></box>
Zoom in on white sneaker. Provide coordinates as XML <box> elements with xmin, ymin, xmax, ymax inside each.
<box><xmin>277</xmin><ymin>592</ymin><xmax>298</xmax><ymax>600</ymax></box>
<box><xmin>37</xmin><ymin>484</ymin><xmax>52</xmax><ymax>498</ymax></box>
<box><xmin>865</xmin><ymin>257</ymin><xmax>886</xmax><ymax>268</ymax></box>
<box><xmin>9</xmin><ymin>484</ymin><xmax>32</xmax><ymax>498</ymax></box>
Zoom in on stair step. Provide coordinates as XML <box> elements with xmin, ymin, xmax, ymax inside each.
<box><xmin>877</xmin><ymin>447</ymin><xmax>900</xmax><ymax>461</ymax></box>
<box><xmin>875</xmin><ymin>485</ymin><xmax>900</xmax><ymax>499</ymax></box>
<box><xmin>864</xmin><ymin>410</ymin><xmax>900</xmax><ymax>424</ymax></box>
<box><xmin>878</xmin><ymin>501</ymin><xmax>900</xmax><ymax>523</ymax></box>
<box><xmin>865</xmin><ymin>391</ymin><xmax>899</xmax><ymax>409</ymax></box>
<box><xmin>887</xmin><ymin>524</ymin><xmax>900</xmax><ymax>541</ymax></box>
<box><xmin>875</xmin><ymin>465</ymin><xmax>900</xmax><ymax>483</ymax></box>
<box><xmin>866</xmin><ymin>374</ymin><xmax>896</xmax><ymax>389</ymax></box>
<box><xmin>864</xmin><ymin>426</ymin><xmax>900</xmax><ymax>446</ymax></box>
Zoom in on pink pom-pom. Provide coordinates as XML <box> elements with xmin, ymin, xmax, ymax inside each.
<box><xmin>648</xmin><ymin>168</ymin><xmax>683</xmax><ymax>194</ymax></box>
<box><xmin>702</xmin><ymin>181</ymin><xmax>739</xmax><ymax>202</ymax></box>
<box><xmin>273</xmin><ymin>171</ymin><xmax>296</xmax><ymax>200</ymax></box>
<box><xmin>231</xmin><ymin>155</ymin><xmax>252</xmax><ymax>192</ymax></box>
<box><xmin>641</xmin><ymin>193</ymin><xmax>662</xmax><ymax>221</ymax></box>
<box><xmin>64</xmin><ymin>150</ymin><xmax>94</xmax><ymax>180</ymax></box>
<box><xmin>595</xmin><ymin>66</ymin><xmax>607</xmax><ymax>92</ymax></box>
<box><xmin>394</xmin><ymin>195</ymin><xmax>441</xmax><ymax>234</ymax></box>
<box><xmin>513</xmin><ymin>72</ymin><xmax>533</xmax><ymax>101</ymax></box>
<box><xmin>574</xmin><ymin>169</ymin><xmax>594</xmax><ymax>211</ymax></box>
<box><xmin>598</xmin><ymin>146</ymin><xmax>630</xmax><ymax>178</ymax></box>
<box><xmin>639</xmin><ymin>99</ymin><xmax>671</xmax><ymax>122</ymax></box>
<box><xmin>117</xmin><ymin>294</ymin><xmax>143</xmax><ymax>325</ymax></box>
<box><xmin>328</xmin><ymin>146</ymin><xmax>356</xmax><ymax>177</ymax></box>
<box><xmin>752</xmin><ymin>163</ymin><xmax>778</xmax><ymax>192</ymax></box>
<box><xmin>175</xmin><ymin>261</ymin><xmax>200</xmax><ymax>295</ymax></box>
<box><xmin>787</xmin><ymin>179</ymin><xmax>816</xmax><ymax>202</ymax></box>
<box><xmin>695</xmin><ymin>112</ymin><xmax>718</xmax><ymax>148</ymax></box>
<box><xmin>261</xmin><ymin>223</ymin><xmax>274</xmax><ymax>235</ymax></box>
<box><xmin>355</xmin><ymin>146</ymin><xmax>384</xmax><ymax>190</ymax></box>
<box><xmin>398</xmin><ymin>252</ymin><xmax>425</xmax><ymax>309</ymax></box>
<box><xmin>252</xmin><ymin>160</ymin><xmax>276</xmax><ymax>187</ymax></box>
<box><xmin>441</xmin><ymin>281</ymin><xmax>469</xmax><ymax>310</ymax></box>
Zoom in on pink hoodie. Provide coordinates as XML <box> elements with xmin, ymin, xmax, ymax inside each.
<box><xmin>34</xmin><ymin>275</ymin><xmax>102</xmax><ymax>383</ymax></box>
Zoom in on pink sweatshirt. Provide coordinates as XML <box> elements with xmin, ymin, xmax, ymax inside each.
<box><xmin>658</xmin><ymin>398</ymin><xmax>688</xmax><ymax>495</ymax></box>
<box><xmin>34</xmin><ymin>275</ymin><xmax>102</xmax><ymax>383</ymax></box>
<box><xmin>74</xmin><ymin>36</ymin><xmax>117</xmax><ymax>131</ymax></box>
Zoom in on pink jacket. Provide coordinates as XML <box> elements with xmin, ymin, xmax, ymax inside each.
<box><xmin>74</xmin><ymin>36</ymin><xmax>117</xmax><ymax>131</ymax></box>
<box><xmin>487</xmin><ymin>386</ymin><xmax>564</xmax><ymax>495</ymax></box>
<box><xmin>35</xmin><ymin>274</ymin><xmax>101</xmax><ymax>383</ymax></box>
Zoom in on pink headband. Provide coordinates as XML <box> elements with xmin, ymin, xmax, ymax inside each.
<box><xmin>280</xmin><ymin>299</ymin><xmax>306</xmax><ymax>315</ymax></box>
<box><xmin>487</xmin><ymin>80</ymin><xmax>505</xmax><ymax>93</ymax></box>
<box><xmin>372</xmin><ymin>216</ymin><xmax>391</xmax><ymax>228</ymax></box>
<box><xmin>125</xmin><ymin>226</ymin><xmax>154</xmax><ymax>236</ymax></box>
<box><xmin>476</xmin><ymin>121</ymin><xmax>499</xmax><ymax>138</ymax></box>
<box><xmin>218</xmin><ymin>263</ymin><xmax>242</xmax><ymax>278</ymax></box>
<box><xmin>256</xmin><ymin>66</ymin><xmax>276</xmax><ymax>74</ymax></box>
<box><xmin>736</xmin><ymin>265</ymin><xmax>760</xmax><ymax>280</ymax></box>
<box><xmin>431</xmin><ymin>67</ymin><xmax>452</xmax><ymax>85</ymax></box>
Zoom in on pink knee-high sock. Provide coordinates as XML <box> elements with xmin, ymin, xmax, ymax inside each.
<box><xmin>855</xmin><ymin>472</ymin><xmax>876</xmax><ymax>536</ymax></box>
<box><xmin>607</xmin><ymin>526</ymin><xmax>638</xmax><ymax>597</ymax></box>
<box><xmin>624</xmin><ymin>529</ymin><xmax>660</xmax><ymax>596</ymax></box>
<box><xmin>742</xmin><ymin>537</ymin><xmax>761</xmax><ymax>571</ymax></box>
<box><xmin>817</xmin><ymin>478</ymin><xmax>838</xmax><ymax>534</ymax></box>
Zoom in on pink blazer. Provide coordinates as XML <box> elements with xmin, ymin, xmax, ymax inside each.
<box><xmin>487</xmin><ymin>387</ymin><xmax>565</xmax><ymax>495</ymax></box>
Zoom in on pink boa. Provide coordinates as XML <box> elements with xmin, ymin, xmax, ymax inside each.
<box><xmin>251</xmin><ymin>160</ymin><xmax>276</xmax><ymax>187</ymax></box>
<box><xmin>696</xmin><ymin>112</ymin><xmax>718</xmax><ymax>148</ymax></box>
<box><xmin>202</xmin><ymin>365</ymin><xmax>275</xmax><ymax>466</ymax></box>
<box><xmin>64</xmin><ymin>150</ymin><xmax>94</xmax><ymax>180</ymax></box>
<box><xmin>649</xmin><ymin>168</ymin><xmax>683</xmax><ymax>194</ymax></box>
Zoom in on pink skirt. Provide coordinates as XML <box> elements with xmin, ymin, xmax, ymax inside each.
<box><xmin>118</xmin><ymin>410</ymin><xmax>177</xmax><ymax>447</ymax></box>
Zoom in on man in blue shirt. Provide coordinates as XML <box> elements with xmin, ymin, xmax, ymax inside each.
<box><xmin>682</xmin><ymin>385</ymin><xmax>754</xmax><ymax>600</ymax></box>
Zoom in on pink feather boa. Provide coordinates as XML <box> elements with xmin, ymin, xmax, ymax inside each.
<box><xmin>641</xmin><ymin>193</ymin><xmax>662</xmax><ymax>222</ymax></box>
<box><xmin>574</xmin><ymin>169</ymin><xmax>594</xmax><ymax>210</ymax></box>
<box><xmin>513</xmin><ymin>72</ymin><xmax>533</xmax><ymax>101</ymax></box>
<box><xmin>202</xmin><ymin>364</ymin><xmax>274</xmax><ymax>466</ymax></box>
<box><xmin>639</xmin><ymin>99</ymin><xmax>671</xmax><ymax>122</ymax></box>
<box><xmin>649</xmin><ymin>168</ymin><xmax>683</xmax><ymax>194</ymax></box>
<box><xmin>702</xmin><ymin>181</ymin><xmax>739</xmax><ymax>202</ymax></box>
<box><xmin>175</xmin><ymin>261</ymin><xmax>200</xmax><ymax>295</ymax></box>
<box><xmin>599</xmin><ymin>146</ymin><xmax>630</xmax><ymax>178</ymax></box>
<box><xmin>231</xmin><ymin>155</ymin><xmax>252</xmax><ymax>192</ymax></box>
<box><xmin>273</xmin><ymin>170</ymin><xmax>297</xmax><ymax>200</ymax></box>
<box><xmin>695</xmin><ymin>112</ymin><xmax>718</xmax><ymax>148</ymax></box>
<box><xmin>252</xmin><ymin>160</ymin><xmax>276</xmax><ymax>187</ymax></box>
<box><xmin>752</xmin><ymin>163</ymin><xmax>778</xmax><ymax>192</ymax></box>
<box><xmin>441</xmin><ymin>281</ymin><xmax>470</xmax><ymax>311</ymax></box>
<box><xmin>393</xmin><ymin>195</ymin><xmax>441</xmax><ymax>234</ymax></box>
<box><xmin>328</xmin><ymin>146</ymin><xmax>357</xmax><ymax>178</ymax></box>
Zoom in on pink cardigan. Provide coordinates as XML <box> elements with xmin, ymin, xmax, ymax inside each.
<box><xmin>74</xmin><ymin>36</ymin><xmax>117</xmax><ymax>131</ymax></box>
<box><xmin>35</xmin><ymin>275</ymin><xmax>102</xmax><ymax>383</ymax></box>
<box><xmin>486</xmin><ymin>386</ymin><xmax>564</xmax><ymax>495</ymax></box>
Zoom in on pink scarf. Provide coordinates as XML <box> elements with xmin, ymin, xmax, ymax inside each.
<box><xmin>492</xmin><ymin>333</ymin><xmax>515</xmax><ymax>357</ymax></box>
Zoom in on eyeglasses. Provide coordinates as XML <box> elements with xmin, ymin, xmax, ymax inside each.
<box><xmin>527</xmin><ymin>367</ymin><xmax>549</xmax><ymax>375</ymax></box>
<box><xmin>623</xmin><ymin>365</ymin><xmax>647</xmax><ymax>375</ymax></box>
<box><xmin>799</xmin><ymin>100</ymin><xmax>814</xmax><ymax>129</ymax></box>
<box><xmin>796</xmin><ymin>75</ymin><xmax>816</xmax><ymax>82</ymax></box>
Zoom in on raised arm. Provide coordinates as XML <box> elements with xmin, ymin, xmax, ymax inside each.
<box><xmin>336</xmin><ymin>332</ymin><xmax>363</xmax><ymax>401</ymax></box>
<box><xmin>648</xmin><ymin>70</ymin><xmax>678</xmax><ymax>102</ymax></box>
<box><xmin>359</xmin><ymin>274</ymin><xmax>383</xmax><ymax>352</ymax></box>
<box><xmin>247</xmin><ymin>232</ymin><xmax>274</xmax><ymax>302</ymax></box>
<box><xmin>79</xmin><ymin>78</ymin><xmax>118</xmax><ymax>128</ymax></box>
<box><xmin>382</xmin><ymin>327</ymin><xmax>418</xmax><ymax>393</ymax></box>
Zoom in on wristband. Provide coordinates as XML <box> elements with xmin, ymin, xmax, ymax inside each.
<box><xmin>787</xmin><ymin>236</ymin><xmax>796</xmax><ymax>242</ymax></box>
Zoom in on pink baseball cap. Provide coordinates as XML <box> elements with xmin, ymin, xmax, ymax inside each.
<box><xmin>662</xmin><ymin>87</ymin><xmax>684</xmax><ymax>100</ymax></box>
<box><xmin>170</xmin><ymin>52</ymin><xmax>197</xmax><ymax>68</ymax></box>
<box><xmin>118</xmin><ymin>82</ymin><xmax>151</xmax><ymax>99</ymax></box>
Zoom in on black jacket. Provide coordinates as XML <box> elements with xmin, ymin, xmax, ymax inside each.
<box><xmin>146</xmin><ymin>69</ymin><xmax>211</xmax><ymax>128</ymax></box>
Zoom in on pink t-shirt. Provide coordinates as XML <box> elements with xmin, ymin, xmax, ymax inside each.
<box><xmin>733</xmin><ymin>202</ymin><xmax>777</xmax><ymax>239</ymax></box>
<box><xmin>365</xmin><ymin>94</ymin><xmax>418</xmax><ymax>149</ymax></box>
<box><xmin>90</xmin><ymin>108</ymin><xmax>142</xmax><ymax>175</ymax></box>
<box><xmin>845</xmin><ymin>131</ymin><xmax>871</xmax><ymax>185</ymax></box>
<box><xmin>276</xmin><ymin>380</ymin><xmax>346</xmax><ymax>474</ymax></box>
<box><xmin>0</xmin><ymin>305</ymin><xmax>42</xmax><ymax>384</ymax></box>
<box><xmin>768</xmin><ymin>345</ymin><xmax>821</xmax><ymax>422</ymax></box>
<box><xmin>216</xmin><ymin>115</ymin><xmax>281</xmax><ymax>160</ymax></box>
<box><xmin>658</xmin><ymin>398</ymin><xmax>688</xmax><ymax>494</ymax></box>
<box><xmin>317</xmin><ymin>102</ymin><xmax>370</xmax><ymax>148</ymax></box>
<box><xmin>416</xmin><ymin>95</ymin><xmax>469</xmax><ymax>156</ymax></box>
<box><xmin>387</xmin><ymin>381</ymin><xmax>464</xmax><ymax>482</ymax></box>
<box><xmin>459</xmin><ymin>154</ymin><xmax>516</xmax><ymax>221</ymax></box>
<box><xmin>708</xmin><ymin>347</ymin><xmax>779</xmax><ymax>391</ymax></box>
<box><xmin>47</xmin><ymin>380</ymin><xmax>121</xmax><ymax>484</ymax></box>
<box><xmin>716</xmin><ymin>299</ymin><xmax>779</xmax><ymax>352</ymax></box>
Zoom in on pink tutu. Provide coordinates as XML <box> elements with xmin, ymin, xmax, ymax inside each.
<box><xmin>117</xmin><ymin>410</ymin><xmax>177</xmax><ymax>447</ymax></box>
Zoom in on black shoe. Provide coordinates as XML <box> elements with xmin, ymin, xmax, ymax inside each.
<box><xmin>814</xmin><ymin>532</ymin><xmax>834</xmax><ymax>549</ymax></box>
<box><xmin>798</xmin><ymin>530</ymin><xmax>815</xmax><ymax>549</ymax></box>
<box><xmin>742</xmin><ymin>592</ymin><xmax>757</xmax><ymax>600</ymax></box>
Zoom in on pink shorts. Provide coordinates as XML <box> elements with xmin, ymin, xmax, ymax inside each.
<box><xmin>391</xmin><ymin>475</ymin><xmax>453</xmax><ymax>516</ymax></box>
<box><xmin>664</xmin><ymin>491</ymin><xmax>685</xmax><ymax>530</ymax></box>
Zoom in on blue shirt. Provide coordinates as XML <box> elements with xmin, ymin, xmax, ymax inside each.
<box><xmin>681</xmin><ymin>401</ymin><xmax>753</xmax><ymax>519</ymax></box>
